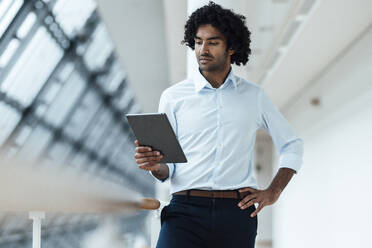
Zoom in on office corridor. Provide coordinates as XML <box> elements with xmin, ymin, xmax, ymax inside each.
<box><xmin>0</xmin><ymin>0</ymin><xmax>371</xmax><ymax>247</ymax></box>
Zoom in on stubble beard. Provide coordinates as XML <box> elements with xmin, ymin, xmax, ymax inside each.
<box><xmin>199</xmin><ymin>51</ymin><xmax>229</xmax><ymax>73</ymax></box>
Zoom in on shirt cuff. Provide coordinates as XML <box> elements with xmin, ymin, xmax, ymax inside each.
<box><xmin>279</xmin><ymin>153</ymin><xmax>303</xmax><ymax>173</ymax></box>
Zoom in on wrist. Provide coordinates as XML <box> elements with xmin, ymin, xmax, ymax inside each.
<box><xmin>153</xmin><ymin>164</ymin><xmax>161</xmax><ymax>174</ymax></box>
<box><xmin>151</xmin><ymin>164</ymin><xmax>162</xmax><ymax>175</ymax></box>
<box><xmin>151</xmin><ymin>163</ymin><xmax>169</xmax><ymax>180</ymax></box>
<box><xmin>267</xmin><ymin>186</ymin><xmax>282</xmax><ymax>196</ymax></box>
<box><xmin>155</xmin><ymin>163</ymin><xmax>167</xmax><ymax>173</ymax></box>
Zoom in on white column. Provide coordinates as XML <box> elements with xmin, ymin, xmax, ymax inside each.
<box><xmin>186</xmin><ymin>0</ymin><xmax>210</xmax><ymax>77</ymax></box>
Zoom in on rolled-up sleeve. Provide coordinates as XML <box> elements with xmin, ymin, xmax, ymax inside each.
<box><xmin>258</xmin><ymin>88</ymin><xmax>304</xmax><ymax>173</ymax></box>
<box><xmin>153</xmin><ymin>91</ymin><xmax>177</xmax><ymax>182</ymax></box>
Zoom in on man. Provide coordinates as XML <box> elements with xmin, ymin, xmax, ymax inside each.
<box><xmin>134</xmin><ymin>2</ymin><xmax>303</xmax><ymax>247</ymax></box>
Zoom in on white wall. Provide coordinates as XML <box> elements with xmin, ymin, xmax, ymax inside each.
<box><xmin>255</xmin><ymin>132</ymin><xmax>274</xmax><ymax>246</ymax></box>
<box><xmin>273</xmin><ymin>26</ymin><xmax>372</xmax><ymax>248</ymax></box>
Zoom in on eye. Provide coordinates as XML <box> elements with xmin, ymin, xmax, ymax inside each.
<box><xmin>195</xmin><ymin>41</ymin><xmax>202</xmax><ymax>45</ymax></box>
<box><xmin>209</xmin><ymin>42</ymin><xmax>218</xmax><ymax>46</ymax></box>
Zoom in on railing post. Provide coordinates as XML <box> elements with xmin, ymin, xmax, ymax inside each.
<box><xmin>29</xmin><ymin>211</ymin><xmax>45</xmax><ymax>248</ymax></box>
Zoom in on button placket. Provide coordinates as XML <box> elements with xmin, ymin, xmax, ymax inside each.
<box><xmin>215</xmin><ymin>89</ymin><xmax>224</xmax><ymax>182</ymax></box>
<box><xmin>211</xmin><ymin>89</ymin><xmax>223</xmax><ymax>188</ymax></box>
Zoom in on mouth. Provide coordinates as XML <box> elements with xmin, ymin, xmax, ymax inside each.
<box><xmin>199</xmin><ymin>57</ymin><xmax>212</xmax><ymax>63</ymax></box>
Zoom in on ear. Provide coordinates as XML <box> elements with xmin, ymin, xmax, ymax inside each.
<box><xmin>228</xmin><ymin>48</ymin><xmax>235</xmax><ymax>56</ymax></box>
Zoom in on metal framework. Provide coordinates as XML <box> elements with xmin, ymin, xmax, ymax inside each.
<box><xmin>0</xmin><ymin>0</ymin><xmax>153</xmax><ymax>245</ymax></box>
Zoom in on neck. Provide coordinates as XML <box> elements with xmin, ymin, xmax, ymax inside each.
<box><xmin>200</xmin><ymin>64</ymin><xmax>231</xmax><ymax>88</ymax></box>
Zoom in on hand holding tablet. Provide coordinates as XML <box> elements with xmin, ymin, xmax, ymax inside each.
<box><xmin>126</xmin><ymin>113</ymin><xmax>187</xmax><ymax>164</ymax></box>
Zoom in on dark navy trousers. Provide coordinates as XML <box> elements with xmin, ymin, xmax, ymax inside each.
<box><xmin>156</xmin><ymin>195</ymin><xmax>257</xmax><ymax>248</ymax></box>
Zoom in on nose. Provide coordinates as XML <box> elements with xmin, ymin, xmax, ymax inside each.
<box><xmin>200</xmin><ymin>42</ymin><xmax>209</xmax><ymax>55</ymax></box>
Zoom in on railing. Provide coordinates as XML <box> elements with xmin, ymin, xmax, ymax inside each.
<box><xmin>0</xmin><ymin>157</ymin><xmax>160</xmax><ymax>248</ymax></box>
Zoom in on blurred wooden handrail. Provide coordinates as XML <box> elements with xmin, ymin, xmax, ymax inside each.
<box><xmin>0</xmin><ymin>157</ymin><xmax>160</xmax><ymax>213</ymax></box>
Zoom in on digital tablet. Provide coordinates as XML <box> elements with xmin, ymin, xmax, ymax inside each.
<box><xmin>126</xmin><ymin>113</ymin><xmax>187</xmax><ymax>163</ymax></box>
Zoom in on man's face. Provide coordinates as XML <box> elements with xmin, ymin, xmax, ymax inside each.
<box><xmin>194</xmin><ymin>24</ymin><xmax>234</xmax><ymax>72</ymax></box>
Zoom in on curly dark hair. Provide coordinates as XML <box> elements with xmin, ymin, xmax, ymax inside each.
<box><xmin>182</xmin><ymin>1</ymin><xmax>251</xmax><ymax>66</ymax></box>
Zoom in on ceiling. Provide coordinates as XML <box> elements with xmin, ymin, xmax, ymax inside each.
<box><xmin>96</xmin><ymin>0</ymin><xmax>372</xmax><ymax>112</ymax></box>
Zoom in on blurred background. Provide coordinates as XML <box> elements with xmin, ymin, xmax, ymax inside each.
<box><xmin>0</xmin><ymin>0</ymin><xmax>371</xmax><ymax>247</ymax></box>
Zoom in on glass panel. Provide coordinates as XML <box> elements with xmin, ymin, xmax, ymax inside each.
<box><xmin>98</xmin><ymin>124</ymin><xmax>122</xmax><ymax>158</ymax></box>
<box><xmin>17</xmin><ymin>126</ymin><xmax>53</xmax><ymax>160</ymax></box>
<box><xmin>83</xmin><ymin>23</ymin><xmax>114</xmax><ymax>71</ymax></box>
<box><xmin>0</xmin><ymin>102</ymin><xmax>21</xmax><ymax>145</ymax></box>
<box><xmin>0</xmin><ymin>26</ymin><xmax>63</xmax><ymax>106</ymax></box>
<box><xmin>84</xmin><ymin>109</ymin><xmax>112</xmax><ymax>150</ymax></box>
<box><xmin>35</xmin><ymin>102</ymin><xmax>48</xmax><ymax>117</ymax></box>
<box><xmin>86</xmin><ymin>158</ymin><xmax>100</xmax><ymax>174</ymax></box>
<box><xmin>97</xmin><ymin>61</ymin><xmax>125</xmax><ymax>94</ymax></box>
<box><xmin>13</xmin><ymin>124</ymin><xmax>32</xmax><ymax>146</ymax></box>
<box><xmin>44</xmin><ymin>70</ymin><xmax>86</xmax><ymax>127</ymax></box>
<box><xmin>110</xmin><ymin>134</ymin><xmax>130</xmax><ymax>164</ymax></box>
<box><xmin>57</xmin><ymin>62</ymin><xmax>74</xmax><ymax>82</ymax></box>
<box><xmin>64</xmin><ymin>89</ymin><xmax>101</xmax><ymax>140</ymax></box>
<box><xmin>0</xmin><ymin>38</ymin><xmax>20</xmax><ymax>68</ymax></box>
<box><xmin>0</xmin><ymin>215</ymin><xmax>29</xmax><ymax>236</ymax></box>
<box><xmin>41</xmin><ymin>80</ymin><xmax>62</xmax><ymax>104</ymax></box>
<box><xmin>16</xmin><ymin>11</ymin><xmax>37</xmax><ymax>39</ymax></box>
<box><xmin>70</xmin><ymin>152</ymin><xmax>89</xmax><ymax>170</ymax></box>
<box><xmin>52</xmin><ymin>0</ymin><xmax>96</xmax><ymax>38</ymax></box>
<box><xmin>0</xmin><ymin>0</ymin><xmax>23</xmax><ymax>38</ymax></box>
<box><xmin>48</xmin><ymin>141</ymin><xmax>71</xmax><ymax>161</ymax></box>
<box><xmin>0</xmin><ymin>0</ymin><xmax>13</xmax><ymax>15</ymax></box>
<box><xmin>114</xmin><ymin>87</ymin><xmax>136</xmax><ymax>111</ymax></box>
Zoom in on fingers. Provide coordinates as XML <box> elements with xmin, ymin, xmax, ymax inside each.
<box><xmin>135</xmin><ymin>146</ymin><xmax>153</xmax><ymax>153</ymax></box>
<box><xmin>133</xmin><ymin>141</ymin><xmax>164</xmax><ymax>171</ymax></box>
<box><xmin>134</xmin><ymin>140</ymin><xmax>152</xmax><ymax>152</ymax></box>
<box><xmin>250</xmin><ymin>204</ymin><xmax>264</xmax><ymax>218</ymax></box>
<box><xmin>240</xmin><ymin>200</ymin><xmax>257</xmax><ymax>210</ymax></box>
<box><xmin>239</xmin><ymin>199</ymin><xmax>257</xmax><ymax>210</ymax></box>
<box><xmin>238</xmin><ymin>194</ymin><xmax>257</xmax><ymax>208</ymax></box>
<box><xmin>237</xmin><ymin>188</ymin><xmax>266</xmax><ymax>216</ymax></box>
<box><xmin>239</xmin><ymin>187</ymin><xmax>257</xmax><ymax>193</ymax></box>
<box><xmin>238</xmin><ymin>195</ymin><xmax>264</xmax><ymax>216</ymax></box>
<box><xmin>136</xmin><ymin>155</ymin><xmax>163</xmax><ymax>164</ymax></box>
<box><xmin>134</xmin><ymin>151</ymin><xmax>161</xmax><ymax>159</ymax></box>
<box><xmin>135</xmin><ymin>151</ymin><xmax>163</xmax><ymax>169</ymax></box>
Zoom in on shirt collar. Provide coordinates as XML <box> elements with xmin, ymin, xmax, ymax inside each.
<box><xmin>193</xmin><ymin>67</ymin><xmax>239</xmax><ymax>92</ymax></box>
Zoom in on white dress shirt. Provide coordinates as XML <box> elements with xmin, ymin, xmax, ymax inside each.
<box><xmin>156</xmin><ymin>68</ymin><xmax>303</xmax><ymax>194</ymax></box>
